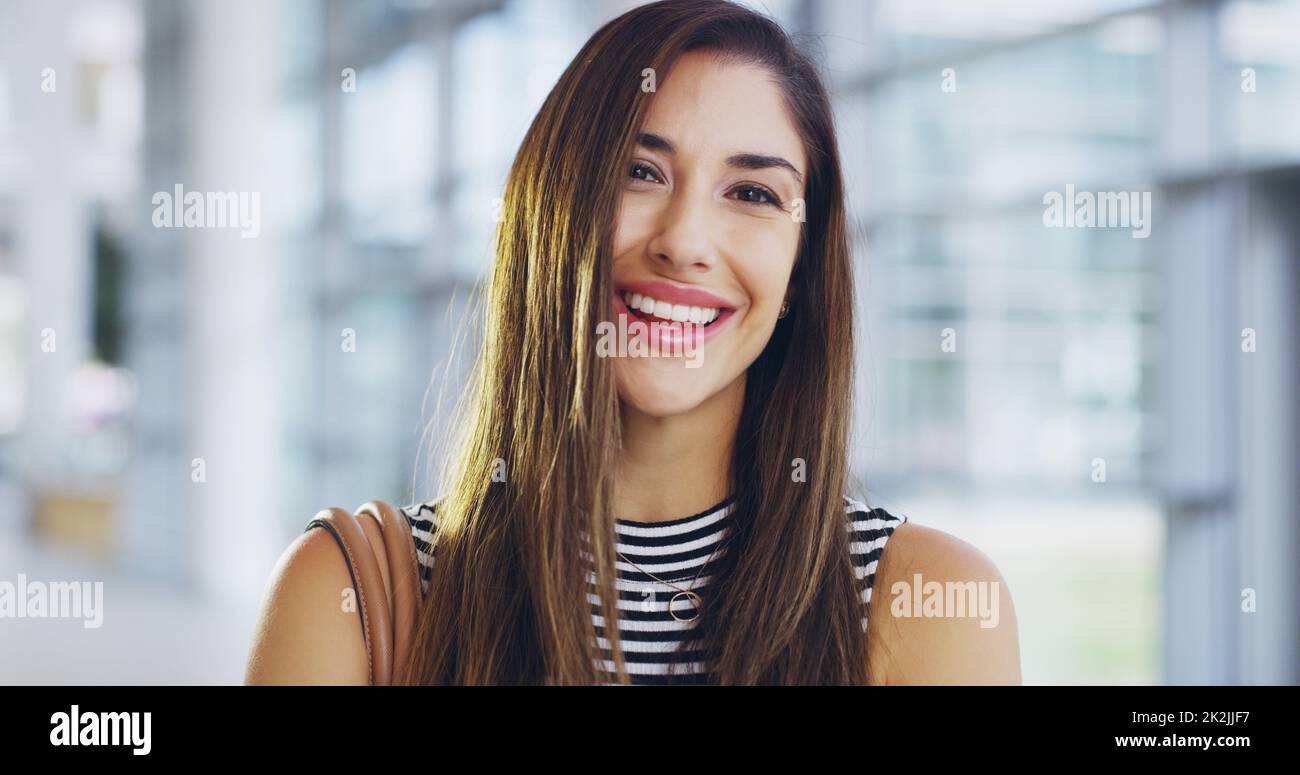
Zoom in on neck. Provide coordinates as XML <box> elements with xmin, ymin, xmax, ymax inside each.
<box><xmin>613</xmin><ymin>376</ymin><xmax>743</xmax><ymax>523</ymax></box>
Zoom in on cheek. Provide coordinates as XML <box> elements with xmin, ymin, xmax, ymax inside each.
<box><xmin>726</xmin><ymin>222</ymin><xmax>799</xmax><ymax>300</ymax></box>
<box><xmin>728</xmin><ymin>212</ymin><xmax>796</xmax><ymax>253</ymax></box>
<box><xmin>612</xmin><ymin>195</ymin><xmax>654</xmax><ymax>259</ymax></box>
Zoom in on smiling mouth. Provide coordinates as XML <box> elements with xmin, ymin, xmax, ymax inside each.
<box><xmin>618</xmin><ymin>290</ymin><xmax>729</xmax><ymax>328</ymax></box>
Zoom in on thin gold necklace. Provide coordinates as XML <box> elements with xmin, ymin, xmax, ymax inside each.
<box><xmin>616</xmin><ymin>522</ymin><xmax>733</xmax><ymax>623</ymax></box>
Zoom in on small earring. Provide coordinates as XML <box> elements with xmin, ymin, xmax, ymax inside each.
<box><xmin>778</xmin><ymin>301</ymin><xmax>790</xmax><ymax>319</ymax></box>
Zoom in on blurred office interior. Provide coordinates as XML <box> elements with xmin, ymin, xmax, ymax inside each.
<box><xmin>0</xmin><ymin>0</ymin><xmax>1296</xmax><ymax>684</ymax></box>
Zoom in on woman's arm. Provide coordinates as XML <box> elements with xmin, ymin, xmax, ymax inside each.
<box><xmin>867</xmin><ymin>522</ymin><xmax>1022</xmax><ymax>684</ymax></box>
<box><xmin>244</xmin><ymin>528</ymin><xmax>370</xmax><ymax>685</ymax></box>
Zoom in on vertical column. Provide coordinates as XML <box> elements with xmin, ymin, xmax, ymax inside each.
<box><xmin>9</xmin><ymin>0</ymin><xmax>92</xmax><ymax>487</ymax></box>
<box><xmin>121</xmin><ymin>0</ymin><xmax>189</xmax><ymax>582</ymax></box>
<box><xmin>1156</xmin><ymin>0</ymin><xmax>1237</xmax><ymax>684</ymax></box>
<box><xmin>1234</xmin><ymin>182</ymin><xmax>1300</xmax><ymax>684</ymax></box>
<box><xmin>181</xmin><ymin>0</ymin><xmax>282</xmax><ymax>605</ymax></box>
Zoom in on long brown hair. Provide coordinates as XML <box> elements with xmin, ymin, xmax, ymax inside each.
<box><xmin>398</xmin><ymin>0</ymin><xmax>865</xmax><ymax>685</ymax></box>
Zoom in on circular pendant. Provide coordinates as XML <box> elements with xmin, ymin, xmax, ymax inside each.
<box><xmin>668</xmin><ymin>590</ymin><xmax>703</xmax><ymax>623</ymax></box>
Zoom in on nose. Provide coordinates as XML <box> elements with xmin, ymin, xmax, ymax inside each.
<box><xmin>644</xmin><ymin>183</ymin><xmax>717</xmax><ymax>274</ymax></box>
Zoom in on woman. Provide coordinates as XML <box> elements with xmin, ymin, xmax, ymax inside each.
<box><xmin>246</xmin><ymin>0</ymin><xmax>1020</xmax><ymax>685</ymax></box>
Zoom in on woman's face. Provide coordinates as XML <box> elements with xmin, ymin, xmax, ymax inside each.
<box><xmin>609</xmin><ymin>50</ymin><xmax>807</xmax><ymax>419</ymax></box>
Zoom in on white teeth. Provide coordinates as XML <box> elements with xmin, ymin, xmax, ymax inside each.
<box><xmin>621</xmin><ymin>291</ymin><xmax>721</xmax><ymax>325</ymax></box>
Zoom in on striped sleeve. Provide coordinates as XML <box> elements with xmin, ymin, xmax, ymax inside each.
<box><xmin>843</xmin><ymin>495</ymin><xmax>907</xmax><ymax>631</ymax></box>
<box><xmin>400</xmin><ymin>501</ymin><xmax>439</xmax><ymax>597</ymax></box>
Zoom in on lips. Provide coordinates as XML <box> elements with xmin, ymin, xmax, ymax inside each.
<box><xmin>616</xmin><ymin>280</ymin><xmax>735</xmax><ymax>311</ymax></box>
<box><xmin>618</xmin><ymin>290</ymin><xmax>721</xmax><ymax>326</ymax></box>
<box><xmin>611</xmin><ymin>286</ymin><xmax>738</xmax><ymax>351</ymax></box>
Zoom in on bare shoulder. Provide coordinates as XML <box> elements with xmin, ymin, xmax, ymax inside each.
<box><xmin>244</xmin><ymin>526</ymin><xmax>369</xmax><ymax>685</ymax></box>
<box><xmin>866</xmin><ymin>520</ymin><xmax>1021</xmax><ymax>685</ymax></box>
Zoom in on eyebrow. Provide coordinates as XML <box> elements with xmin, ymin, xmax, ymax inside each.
<box><xmin>636</xmin><ymin>132</ymin><xmax>804</xmax><ymax>186</ymax></box>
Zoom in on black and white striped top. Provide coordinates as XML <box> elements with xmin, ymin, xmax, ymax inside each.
<box><xmin>400</xmin><ymin>495</ymin><xmax>906</xmax><ymax>685</ymax></box>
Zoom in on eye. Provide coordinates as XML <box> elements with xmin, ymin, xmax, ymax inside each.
<box><xmin>628</xmin><ymin>161</ymin><xmax>664</xmax><ymax>185</ymax></box>
<box><xmin>731</xmin><ymin>183</ymin><xmax>784</xmax><ymax>209</ymax></box>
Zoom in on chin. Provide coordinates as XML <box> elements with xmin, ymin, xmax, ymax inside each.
<box><xmin>614</xmin><ymin>361</ymin><xmax>719</xmax><ymax>418</ymax></box>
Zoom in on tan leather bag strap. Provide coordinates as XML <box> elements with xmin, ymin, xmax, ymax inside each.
<box><xmin>305</xmin><ymin>500</ymin><xmax>420</xmax><ymax>685</ymax></box>
<box><xmin>356</xmin><ymin>501</ymin><xmax>422</xmax><ymax>678</ymax></box>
